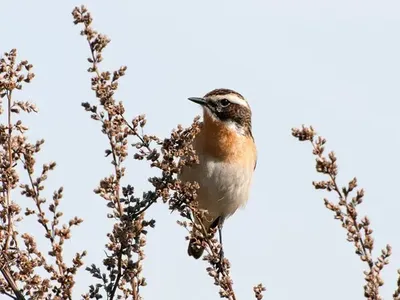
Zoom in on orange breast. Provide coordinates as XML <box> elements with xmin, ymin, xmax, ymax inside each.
<box><xmin>195</xmin><ymin>112</ymin><xmax>257</xmax><ymax>167</ymax></box>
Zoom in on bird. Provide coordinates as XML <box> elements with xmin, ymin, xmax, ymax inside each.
<box><xmin>179</xmin><ymin>88</ymin><xmax>257</xmax><ymax>259</ymax></box>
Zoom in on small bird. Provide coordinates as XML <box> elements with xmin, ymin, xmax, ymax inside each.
<box><xmin>179</xmin><ymin>88</ymin><xmax>257</xmax><ymax>259</ymax></box>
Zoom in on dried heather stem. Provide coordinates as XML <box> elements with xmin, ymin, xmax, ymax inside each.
<box><xmin>5</xmin><ymin>89</ymin><xmax>13</xmax><ymax>252</ymax></box>
<box><xmin>253</xmin><ymin>283</ymin><xmax>266</xmax><ymax>300</ymax></box>
<box><xmin>73</xmin><ymin>6</ymin><xmax>154</xmax><ymax>299</ymax></box>
<box><xmin>292</xmin><ymin>125</ymin><xmax>395</xmax><ymax>300</ymax></box>
<box><xmin>0</xmin><ymin>49</ymin><xmax>85</xmax><ymax>299</ymax></box>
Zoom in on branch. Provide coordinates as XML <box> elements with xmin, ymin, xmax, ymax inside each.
<box><xmin>292</xmin><ymin>125</ymin><xmax>392</xmax><ymax>299</ymax></box>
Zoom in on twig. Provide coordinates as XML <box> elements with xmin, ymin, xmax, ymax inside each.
<box><xmin>4</xmin><ymin>90</ymin><xmax>14</xmax><ymax>252</ymax></box>
<box><xmin>292</xmin><ymin>125</ymin><xmax>392</xmax><ymax>299</ymax></box>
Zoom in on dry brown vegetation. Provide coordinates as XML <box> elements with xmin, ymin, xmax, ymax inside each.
<box><xmin>292</xmin><ymin>126</ymin><xmax>400</xmax><ymax>300</ymax></box>
<box><xmin>0</xmin><ymin>4</ymin><xmax>399</xmax><ymax>300</ymax></box>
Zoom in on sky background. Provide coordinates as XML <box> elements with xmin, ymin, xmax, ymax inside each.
<box><xmin>1</xmin><ymin>1</ymin><xmax>400</xmax><ymax>299</ymax></box>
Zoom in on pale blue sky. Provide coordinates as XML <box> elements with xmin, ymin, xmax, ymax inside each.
<box><xmin>1</xmin><ymin>1</ymin><xmax>400</xmax><ymax>299</ymax></box>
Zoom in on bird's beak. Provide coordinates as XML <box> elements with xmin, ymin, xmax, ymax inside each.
<box><xmin>188</xmin><ymin>97</ymin><xmax>207</xmax><ymax>106</ymax></box>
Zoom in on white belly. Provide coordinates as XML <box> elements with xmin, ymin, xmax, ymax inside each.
<box><xmin>180</xmin><ymin>154</ymin><xmax>254</xmax><ymax>219</ymax></box>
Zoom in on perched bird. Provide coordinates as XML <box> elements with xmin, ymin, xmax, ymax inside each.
<box><xmin>179</xmin><ymin>88</ymin><xmax>257</xmax><ymax>259</ymax></box>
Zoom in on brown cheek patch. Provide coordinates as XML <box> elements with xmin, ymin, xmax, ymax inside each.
<box><xmin>215</xmin><ymin>104</ymin><xmax>251</xmax><ymax>130</ymax></box>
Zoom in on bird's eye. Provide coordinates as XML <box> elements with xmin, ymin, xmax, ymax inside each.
<box><xmin>220</xmin><ymin>99</ymin><xmax>230</xmax><ymax>107</ymax></box>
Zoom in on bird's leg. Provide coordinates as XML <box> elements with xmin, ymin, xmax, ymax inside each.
<box><xmin>215</xmin><ymin>217</ymin><xmax>225</xmax><ymax>275</ymax></box>
<box><xmin>218</xmin><ymin>221</ymin><xmax>224</xmax><ymax>262</ymax></box>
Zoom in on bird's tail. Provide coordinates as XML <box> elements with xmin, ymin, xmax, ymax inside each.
<box><xmin>187</xmin><ymin>216</ymin><xmax>221</xmax><ymax>259</ymax></box>
<box><xmin>187</xmin><ymin>238</ymin><xmax>205</xmax><ymax>259</ymax></box>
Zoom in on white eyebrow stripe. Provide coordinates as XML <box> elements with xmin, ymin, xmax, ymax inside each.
<box><xmin>212</xmin><ymin>94</ymin><xmax>249</xmax><ymax>107</ymax></box>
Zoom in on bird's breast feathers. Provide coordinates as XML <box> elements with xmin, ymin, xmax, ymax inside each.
<box><xmin>179</xmin><ymin>120</ymin><xmax>257</xmax><ymax>219</ymax></box>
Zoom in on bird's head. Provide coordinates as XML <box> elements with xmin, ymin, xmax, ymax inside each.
<box><xmin>188</xmin><ymin>88</ymin><xmax>252</xmax><ymax>136</ymax></box>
